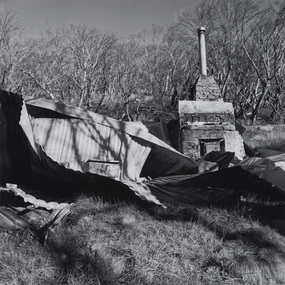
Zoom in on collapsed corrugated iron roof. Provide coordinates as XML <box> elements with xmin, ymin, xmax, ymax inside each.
<box><xmin>0</xmin><ymin>89</ymin><xmax>198</xmax><ymax>210</ymax></box>
<box><xmin>24</xmin><ymin>94</ymin><xmax>198</xmax><ymax>180</ymax></box>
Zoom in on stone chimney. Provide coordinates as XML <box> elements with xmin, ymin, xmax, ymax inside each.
<box><xmin>177</xmin><ymin>27</ymin><xmax>245</xmax><ymax>160</ymax></box>
<box><xmin>195</xmin><ymin>27</ymin><xmax>221</xmax><ymax>101</ymax></box>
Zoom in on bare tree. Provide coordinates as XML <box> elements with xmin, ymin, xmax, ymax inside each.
<box><xmin>112</xmin><ymin>40</ymin><xmax>142</xmax><ymax>121</ymax></box>
<box><xmin>241</xmin><ymin>3</ymin><xmax>285</xmax><ymax>123</ymax></box>
<box><xmin>174</xmin><ymin>0</ymin><xmax>285</xmax><ymax>124</ymax></box>
<box><xmin>0</xmin><ymin>5</ymin><xmax>26</xmax><ymax>91</ymax></box>
<box><xmin>59</xmin><ymin>25</ymin><xmax>117</xmax><ymax>109</ymax></box>
<box><xmin>18</xmin><ymin>24</ymin><xmax>118</xmax><ymax>109</ymax></box>
<box><xmin>19</xmin><ymin>33</ymin><xmax>68</xmax><ymax>101</ymax></box>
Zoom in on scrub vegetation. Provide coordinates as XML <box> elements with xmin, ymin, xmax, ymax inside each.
<box><xmin>0</xmin><ymin>196</ymin><xmax>285</xmax><ymax>285</ymax></box>
<box><xmin>1</xmin><ymin>0</ymin><xmax>285</xmax><ymax>124</ymax></box>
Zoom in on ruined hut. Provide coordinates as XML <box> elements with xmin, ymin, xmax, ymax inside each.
<box><xmin>179</xmin><ymin>27</ymin><xmax>245</xmax><ymax>160</ymax></box>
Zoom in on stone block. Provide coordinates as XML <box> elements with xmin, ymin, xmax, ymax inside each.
<box><xmin>84</xmin><ymin>160</ymin><xmax>120</xmax><ymax>178</ymax></box>
<box><xmin>179</xmin><ymin>100</ymin><xmax>234</xmax><ymax>115</ymax></box>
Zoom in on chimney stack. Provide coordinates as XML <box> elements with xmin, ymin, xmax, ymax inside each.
<box><xmin>197</xmin><ymin>27</ymin><xmax>207</xmax><ymax>77</ymax></box>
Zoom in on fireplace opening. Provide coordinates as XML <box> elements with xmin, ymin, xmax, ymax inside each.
<box><xmin>199</xmin><ymin>138</ymin><xmax>225</xmax><ymax>156</ymax></box>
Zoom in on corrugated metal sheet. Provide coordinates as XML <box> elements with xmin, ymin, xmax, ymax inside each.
<box><xmin>4</xmin><ymin>185</ymin><xmax>69</xmax><ymax>210</ymax></box>
<box><xmin>145</xmin><ymin>121</ymin><xmax>171</xmax><ymax>145</ymax></box>
<box><xmin>0</xmin><ymin>188</ymin><xmax>72</xmax><ymax>230</ymax></box>
<box><xmin>26</xmin><ymin>104</ymin><xmax>72</xmax><ymax>119</ymax></box>
<box><xmin>0</xmin><ymin>90</ymin><xmax>164</xmax><ymax>206</ymax></box>
<box><xmin>141</xmin><ymin>144</ymin><xmax>198</xmax><ymax>178</ymax></box>
<box><xmin>24</xmin><ymin>96</ymin><xmax>192</xmax><ymax>156</ymax></box>
<box><xmin>239</xmin><ymin>157</ymin><xmax>285</xmax><ymax>195</ymax></box>
<box><xmin>120</xmin><ymin>179</ymin><xmax>165</xmax><ymax>207</ymax></box>
<box><xmin>25</xmin><ymin>97</ymin><xmax>198</xmax><ymax>180</ymax></box>
<box><xmin>147</xmin><ymin>162</ymin><xmax>285</xmax><ymax>204</ymax></box>
<box><xmin>0</xmin><ymin>189</ymin><xmax>52</xmax><ymax>229</ymax></box>
<box><xmin>31</xmin><ymin>118</ymin><xmax>152</xmax><ymax>181</ymax></box>
<box><xmin>266</xmin><ymin>153</ymin><xmax>285</xmax><ymax>170</ymax></box>
<box><xmin>202</xmin><ymin>151</ymin><xmax>235</xmax><ymax>169</ymax></box>
<box><xmin>2</xmin><ymin>89</ymin><xmax>285</xmax><ymax>211</ymax></box>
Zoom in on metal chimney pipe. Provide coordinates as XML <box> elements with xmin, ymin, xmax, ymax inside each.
<box><xmin>197</xmin><ymin>27</ymin><xmax>207</xmax><ymax>77</ymax></box>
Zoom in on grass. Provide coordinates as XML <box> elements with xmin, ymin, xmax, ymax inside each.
<box><xmin>243</xmin><ymin>126</ymin><xmax>285</xmax><ymax>151</ymax></box>
<box><xmin>0</xmin><ymin>196</ymin><xmax>285</xmax><ymax>284</ymax></box>
<box><xmin>0</xmin><ymin>229</ymin><xmax>59</xmax><ymax>284</ymax></box>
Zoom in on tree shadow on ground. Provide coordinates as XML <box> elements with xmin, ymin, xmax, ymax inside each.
<box><xmin>150</xmin><ymin>200</ymin><xmax>285</xmax><ymax>283</ymax></box>
<box><xmin>45</xmin><ymin>225</ymin><xmax>149</xmax><ymax>285</ymax></box>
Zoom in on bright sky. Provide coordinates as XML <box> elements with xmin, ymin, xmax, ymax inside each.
<box><xmin>1</xmin><ymin>0</ymin><xmax>199</xmax><ymax>38</ymax></box>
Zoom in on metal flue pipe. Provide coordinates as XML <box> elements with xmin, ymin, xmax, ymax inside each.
<box><xmin>197</xmin><ymin>27</ymin><xmax>207</xmax><ymax>77</ymax></box>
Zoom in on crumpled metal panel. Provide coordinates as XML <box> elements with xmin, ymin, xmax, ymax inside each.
<box><xmin>25</xmin><ymin>96</ymin><xmax>192</xmax><ymax>157</ymax></box>
<box><xmin>31</xmin><ymin>118</ymin><xmax>152</xmax><ymax>181</ymax></box>
<box><xmin>25</xmin><ymin>96</ymin><xmax>198</xmax><ymax>180</ymax></box>
<box><xmin>0</xmin><ymin>90</ymin><xmax>163</xmax><ymax>206</ymax></box>
<box><xmin>266</xmin><ymin>153</ymin><xmax>285</xmax><ymax>171</ymax></box>
<box><xmin>0</xmin><ymin>187</ymin><xmax>71</xmax><ymax>230</ymax></box>
<box><xmin>4</xmin><ymin>185</ymin><xmax>69</xmax><ymax>210</ymax></box>
<box><xmin>146</xmin><ymin>163</ymin><xmax>285</xmax><ymax>205</ymax></box>
<box><xmin>239</xmin><ymin>157</ymin><xmax>285</xmax><ymax>196</ymax></box>
<box><xmin>0</xmin><ymin>189</ymin><xmax>52</xmax><ymax>230</ymax></box>
<box><xmin>120</xmin><ymin>179</ymin><xmax>164</xmax><ymax>207</ymax></box>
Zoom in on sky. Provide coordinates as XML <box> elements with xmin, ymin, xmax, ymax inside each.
<box><xmin>0</xmin><ymin>0</ymin><xmax>200</xmax><ymax>38</ymax></box>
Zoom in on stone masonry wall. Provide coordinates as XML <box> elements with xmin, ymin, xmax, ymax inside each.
<box><xmin>181</xmin><ymin>113</ymin><xmax>235</xmax><ymax>125</ymax></box>
<box><xmin>195</xmin><ymin>75</ymin><xmax>221</xmax><ymax>101</ymax></box>
<box><xmin>181</xmin><ymin>126</ymin><xmax>245</xmax><ymax>160</ymax></box>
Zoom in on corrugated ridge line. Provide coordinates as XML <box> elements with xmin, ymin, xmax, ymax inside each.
<box><xmin>25</xmin><ymin>97</ymin><xmax>195</xmax><ymax>158</ymax></box>
<box><xmin>145</xmin><ymin>121</ymin><xmax>170</xmax><ymax>144</ymax></box>
<box><xmin>0</xmin><ymin>207</ymin><xmax>29</xmax><ymax>227</ymax></box>
<box><xmin>32</xmin><ymin>118</ymin><xmax>151</xmax><ymax>180</ymax></box>
<box><xmin>1</xmin><ymin>187</ymin><xmax>69</xmax><ymax>210</ymax></box>
<box><xmin>0</xmin><ymin>209</ymin><xmax>20</xmax><ymax>229</ymax></box>
<box><xmin>0</xmin><ymin>205</ymin><xmax>51</xmax><ymax>230</ymax></box>
<box><xmin>120</xmin><ymin>180</ymin><xmax>165</xmax><ymax>208</ymax></box>
<box><xmin>147</xmin><ymin>174</ymin><xmax>200</xmax><ymax>186</ymax></box>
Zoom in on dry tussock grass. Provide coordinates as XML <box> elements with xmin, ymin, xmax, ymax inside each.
<box><xmin>0</xmin><ymin>196</ymin><xmax>285</xmax><ymax>284</ymax></box>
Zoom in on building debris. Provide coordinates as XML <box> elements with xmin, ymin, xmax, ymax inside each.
<box><xmin>1</xmin><ymin>88</ymin><xmax>285</xmax><ymax>229</ymax></box>
<box><xmin>1</xmin><ymin>27</ymin><xmax>285</xmax><ymax>230</ymax></box>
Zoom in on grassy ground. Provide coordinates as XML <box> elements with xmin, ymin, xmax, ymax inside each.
<box><xmin>242</xmin><ymin>126</ymin><xmax>285</xmax><ymax>151</ymax></box>
<box><xmin>0</xmin><ymin>196</ymin><xmax>285</xmax><ymax>285</ymax></box>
